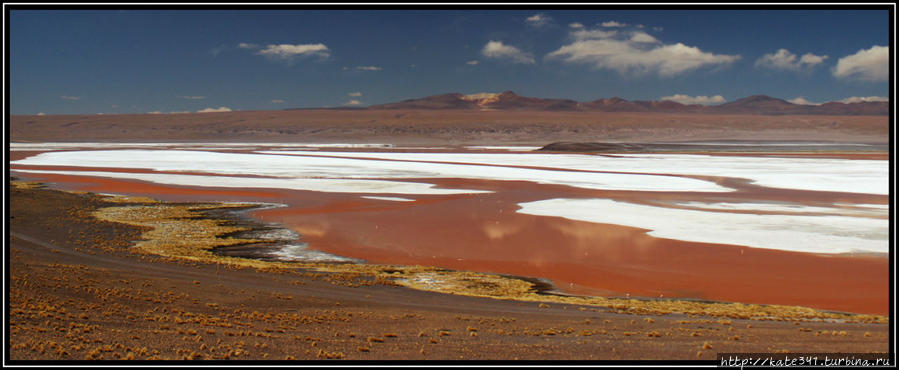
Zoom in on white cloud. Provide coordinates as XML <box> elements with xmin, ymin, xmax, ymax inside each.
<box><xmin>799</xmin><ymin>53</ymin><xmax>827</xmax><ymax>65</ymax></box>
<box><xmin>179</xmin><ymin>95</ymin><xmax>206</xmax><ymax>100</ymax></box>
<box><xmin>833</xmin><ymin>45</ymin><xmax>888</xmax><ymax>82</ymax></box>
<box><xmin>196</xmin><ymin>107</ymin><xmax>232</xmax><ymax>113</ymax></box>
<box><xmin>629</xmin><ymin>32</ymin><xmax>658</xmax><ymax>43</ymax></box>
<box><xmin>569</xmin><ymin>22</ymin><xmax>584</xmax><ymax>29</ymax></box>
<box><xmin>601</xmin><ymin>21</ymin><xmax>627</xmax><ymax>28</ymax></box>
<box><xmin>547</xmin><ymin>28</ymin><xmax>740</xmax><ymax>77</ymax></box>
<box><xmin>839</xmin><ymin>96</ymin><xmax>888</xmax><ymax>104</ymax></box>
<box><xmin>256</xmin><ymin>43</ymin><xmax>330</xmax><ymax>61</ymax></box>
<box><xmin>355</xmin><ymin>66</ymin><xmax>382</xmax><ymax>71</ymax></box>
<box><xmin>571</xmin><ymin>29</ymin><xmax>618</xmax><ymax>40</ymax></box>
<box><xmin>60</xmin><ymin>96</ymin><xmax>80</xmax><ymax>100</ymax></box>
<box><xmin>481</xmin><ymin>41</ymin><xmax>535</xmax><ymax>64</ymax></box>
<box><xmin>271</xmin><ymin>99</ymin><xmax>285</xmax><ymax>104</ymax></box>
<box><xmin>238</xmin><ymin>42</ymin><xmax>259</xmax><ymax>49</ymax></box>
<box><xmin>37</xmin><ymin>112</ymin><xmax>45</xmax><ymax>116</ymax></box>
<box><xmin>660</xmin><ymin>94</ymin><xmax>727</xmax><ymax>105</ymax></box>
<box><xmin>755</xmin><ymin>49</ymin><xmax>828</xmax><ymax>71</ymax></box>
<box><xmin>466</xmin><ymin>60</ymin><xmax>479</xmax><ymax>65</ymax></box>
<box><xmin>526</xmin><ymin>13</ymin><xmax>551</xmax><ymax>27</ymax></box>
<box><xmin>348</xmin><ymin>92</ymin><xmax>362</xmax><ymax>97</ymax></box>
<box><xmin>788</xmin><ymin>97</ymin><xmax>821</xmax><ymax>105</ymax></box>
<box><xmin>343</xmin><ymin>100</ymin><xmax>363</xmax><ymax>106</ymax></box>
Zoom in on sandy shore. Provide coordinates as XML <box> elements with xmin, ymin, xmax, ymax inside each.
<box><xmin>7</xmin><ymin>180</ymin><xmax>890</xmax><ymax>362</ymax></box>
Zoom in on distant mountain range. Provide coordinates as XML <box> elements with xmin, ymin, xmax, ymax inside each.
<box><xmin>366</xmin><ymin>91</ymin><xmax>888</xmax><ymax>116</ymax></box>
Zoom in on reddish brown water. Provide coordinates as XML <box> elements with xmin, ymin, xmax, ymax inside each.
<box><xmin>10</xmin><ymin>150</ymin><xmax>889</xmax><ymax>315</ymax></box>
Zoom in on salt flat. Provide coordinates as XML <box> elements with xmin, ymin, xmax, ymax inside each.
<box><xmin>517</xmin><ymin>198</ymin><xmax>887</xmax><ymax>254</ymax></box>
<box><xmin>13</xmin><ymin>149</ymin><xmax>732</xmax><ymax>193</ymax></box>
<box><xmin>11</xmin><ymin>169</ymin><xmax>488</xmax><ymax>195</ymax></box>
<box><xmin>258</xmin><ymin>150</ymin><xmax>888</xmax><ymax>195</ymax></box>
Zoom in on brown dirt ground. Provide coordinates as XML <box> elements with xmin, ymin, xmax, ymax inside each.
<box><xmin>6</xmin><ymin>181</ymin><xmax>890</xmax><ymax>363</ymax></box>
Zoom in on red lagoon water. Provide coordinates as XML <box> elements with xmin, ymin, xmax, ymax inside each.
<box><xmin>11</xmin><ymin>166</ymin><xmax>888</xmax><ymax>316</ymax></box>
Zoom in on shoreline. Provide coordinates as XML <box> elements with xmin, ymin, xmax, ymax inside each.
<box><xmin>54</xmin><ymin>181</ymin><xmax>886</xmax><ymax>322</ymax></box>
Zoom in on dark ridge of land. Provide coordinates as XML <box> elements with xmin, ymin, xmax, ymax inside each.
<box><xmin>538</xmin><ymin>141</ymin><xmax>890</xmax><ymax>153</ymax></box>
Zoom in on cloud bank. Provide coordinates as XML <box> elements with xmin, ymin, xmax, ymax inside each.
<box><xmin>839</xmin><ymin>96</ymin><xmax>888</xmax><ymax>103</ymax></box>
<box><xmin>547</xmin><ymin>25</ymin><xmax>739</xmax><ymax>76</ymax></box>
<box><xmin>660</xmin><ymin>94</ymin><xmax>727</xmax><ymax>105</ymax></box>
<box><xmin>755</xmin><ymin>49</ymin><xmax>828</xmax><ymax>71</ymax></box>
<box><xmin>601</xmin><ymin>21</ymin><xmax>627</xmax><ymax>28</ymax></box>
<box><xmin>196</xmin><ymin>107</ymin><xmax>232</xmax><ymax>113</ymax></box>
<box><xmin>833</xmin><ymin>45</ymin><xmax>888</xmax><ymax>82</ymax></box>
<box><xmin>788</xmin><ymin>97</ymin><xmax>820</xmax><ymax>105</ymax></box>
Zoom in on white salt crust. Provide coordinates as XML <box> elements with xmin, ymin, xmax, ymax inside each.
<box><xmin>516</xmin><ymin>198</ymin><xmax>888</xmax><ymax>254</ymax></box>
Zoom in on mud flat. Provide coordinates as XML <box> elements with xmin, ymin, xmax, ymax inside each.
<box><xmin>7</xmin><ymin>179</ymin><xmax>891</xmax><ymax>362</ymax></box>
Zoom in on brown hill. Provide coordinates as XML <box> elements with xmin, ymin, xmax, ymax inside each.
<box><xmin>708</xmin><ymin>95</ymin><xmax>811</xmax><ymax>115</ymax></box>
<box><xmin>815</xmin><ymin>101</ymin><xmax>889</xmax><ymax>116</ymax></box>
<box><xmin>368</xmin><ymin>93</ymin><xmax>479</xmax><ymax>110</ymax></box>
<box><xmin>578</xmin><ymin>97</ymin><xmax>649</xmax><ymax>112</ymax></box>
<box><xmin>488</xmin><ymin>91</ymin><xmax>580</xmax><ymax>111</ymax></box>
<box><xmin>369</xmin><ymin>91</ymin><xmax>580</xmax><ymax>111</ymax></box>
<box><xmin>369</xmin><ymin>92</ymin><xmax>887</xmax><ymax>116</ymax></box>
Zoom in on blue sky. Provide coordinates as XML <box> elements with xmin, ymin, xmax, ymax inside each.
<box><xmin>8</xmin><ymin>8</ymin><xmax>891</xmax><ymax>115</ymax></box>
